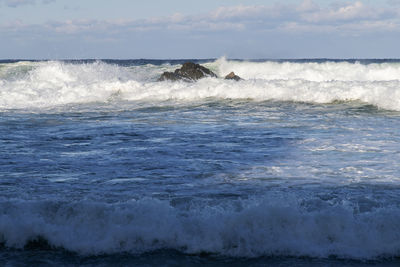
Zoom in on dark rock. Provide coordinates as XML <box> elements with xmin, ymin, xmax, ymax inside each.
<box><xmin>158</xmin><ymin>71</ymin><xmax>181</xmax><ymax>81</ymax></box>
<box><xmin>224</xmin><ymin>72</ymin><xmax>242</xmax><ymax>81</ymax></box>
<box><xmin>176</xmin><ymin>62</ymin><xmax>217</xmax><ymax>80</ymax></box>
<box><xmin>158</xmin><ymin>62</ymin><xmax>217</xmax><ymax>82</ymax></box>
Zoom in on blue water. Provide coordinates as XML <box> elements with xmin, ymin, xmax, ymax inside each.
<box><xmin>1</xmin><ymin>59</ymin><xmax>400</xmax><ymax>266</ymax></box>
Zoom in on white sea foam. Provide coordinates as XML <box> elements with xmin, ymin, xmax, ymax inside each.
<box><xmin>0</xmin><ymin>198</ymin><xmax>399</xmax><ymax>259</ymax></box>
<box><xmin>1</xmin><ymin>60</ymin><xmax>400</xmax><ymax>110</ymax></box>
<box><xmin>212</xmin><ymin>57</ymin><xmax>400</xmax><ymax>82</ymax></box>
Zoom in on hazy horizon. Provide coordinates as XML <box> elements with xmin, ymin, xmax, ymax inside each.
<box><xmin>1</xmin><ymin>0</ymin><xmax>400</xmax><ymax>59</ymax></box>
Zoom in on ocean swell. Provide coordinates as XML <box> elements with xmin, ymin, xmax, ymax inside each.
<box><xmin>1</xmin><ymin>198</ymin><xmax>400</xmax><ymax>259</ymax></box>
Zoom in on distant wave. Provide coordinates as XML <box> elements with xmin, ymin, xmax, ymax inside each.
<box><xmin>1</xmin><ymin>59</ymin><xmax>400</xmax><ymax>110</ymax></box>
<box><xmin>211</xmin><ymin>57</ymin><xmax>400</xmax><ymax>82</ymax></box>
<box><xmin>0</xmin><ymin>197</ymin><xmax>399</xmax><ymax>259</ymax></box>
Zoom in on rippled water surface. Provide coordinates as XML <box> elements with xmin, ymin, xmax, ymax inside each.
<box><xmin>1</xmin><ymin>59</ymin><xmax>400</xmax><ymax>265</ymax></box>
<box><xmin>1</xmin><ymin>100</ymin><xmax>400</xmax><ymax>201</ymax></box>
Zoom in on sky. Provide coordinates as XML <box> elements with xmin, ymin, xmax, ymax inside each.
<box><xmin>1</xmin><ymin>0</ymin><xmax>400</xmax><ymax>59</ymax></box>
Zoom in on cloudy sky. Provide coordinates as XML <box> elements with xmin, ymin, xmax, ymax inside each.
<box><xmin>1</xmin><ymin>0</ymin><xmax>400</xmax><ymax>59</ymax></box>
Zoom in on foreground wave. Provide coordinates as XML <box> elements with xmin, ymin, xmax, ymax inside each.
<box><xmin>1</xmin><ymin>59</ymin><xmax>400</xmax><ymax>110</ymax></box>
<box><xmin>1</xmin><ymin>198</ymin><xmax>400</xmax><ymax>259</ymax></box>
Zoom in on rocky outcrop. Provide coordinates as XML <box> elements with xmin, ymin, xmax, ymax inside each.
<box><xmin>224</xmin><ymin>72</ymin><xmax>242</xmax><ymax>81</ymax></box>
<box><xmin>158</xmin><ymin>62</ymin><xmax>217</xmax><ymax>82</ymax></box>
<box><xmin>158</xmin><ymin>72</ymin><xmax>181</xmax><ymax>81</ymax></box>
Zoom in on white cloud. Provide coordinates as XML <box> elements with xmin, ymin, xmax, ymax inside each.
<box><xmin>2</xmin><ymin>0</ymin><xmax>34</xmax><ymax>7</ymax></box>
<box><xmin>206</xmin><ymin>1</ymin><xmax>400</xmax><ymax>33</ymax></box>
<box><xmin>0</xmin><ymin>0</ymin><xmax>54</xmax><ymax>7</ymax></box>
<box><xmin>210</xmin><ymin>3</ymin><xmax>300</xmax><ymax>22</ymax></box>
<box><xmin>302</xmin><ymin>1</ymin><xmax>393</xmax><ymax>23</ymax></box>
<box><xmin>297</xmin><ymin>0</ymin><xmax>319</xmax><ymax>12</ymax></box>
<box><xmin>1</xmin><ymin>0</ymin><xmax>400</xmax><ymax>36</ymax></box>
<box><xmin>2</xmin><ymin>0</ymin><xmax>400</xmax><ymax>59</ymax></box>
<box><xmin>388</xmin><ymin>0</ymin><xmax>400</xmax><ymax>5</ymax></box>
<box><xmin>211</xmin><ymin>5</ymin><xmax>270</xmax><ymax>20</ymax></box>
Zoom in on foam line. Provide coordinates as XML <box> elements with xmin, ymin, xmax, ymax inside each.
<box><xmin>1</xmin><ymin>60</ymin><xmax>400</xmax><ymax>110</ymax></box>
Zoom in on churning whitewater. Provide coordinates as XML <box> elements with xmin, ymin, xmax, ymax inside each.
<box><xmin>1</xmin><ymin>58</ymin><xmax>400</xmax><ymax>110</ymax></box>
<box><xmin>1</xmin><ymin>58</ymin><xmax>400</xmax><ymax>265</ymax></box>
<box><xmin>1</xmin><ymin>197</ymin><xmax>400</xmax><ymax>259</ymax></box>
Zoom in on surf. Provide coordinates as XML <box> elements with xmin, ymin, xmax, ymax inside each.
<box><xmin>1</xmin><ymin>59</ymin><xmax>400</xmax><ymax>111</ymax></box>
<box><xmin>1</xmin><ymin>197</ymin><xmax>400</xmax><ymax>259</ymax></box>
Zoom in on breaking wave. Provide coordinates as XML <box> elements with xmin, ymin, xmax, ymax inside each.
<box><xmin>1</xmin><ymin>197</ymin><xmax>400</xmax><ymax>259</ymax></box>
<box><xmin>1</xmin><ymin>59</ymin><xmax>400</xmax><ymax>110</ymax></box>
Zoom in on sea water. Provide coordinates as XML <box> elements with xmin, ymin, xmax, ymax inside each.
<box><xmin>0</xmin><ymin>58</ymin><xmax>400</xmax><ymax>266</ymax></box>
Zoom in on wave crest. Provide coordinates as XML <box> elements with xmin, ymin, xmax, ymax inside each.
<box><xmin>1</xmin><ymin>198</ymin><xmax>400</xmax><ymax>259</ymax></box>
<box><xmin>212</xmin><ymin>57</ymin><xmax>400</xmax><ymax>82</ymax></box>
<box><xmin>1</xmin><ymin>60</ymin><xmax>400</xmax><ymax>110</ymax></box>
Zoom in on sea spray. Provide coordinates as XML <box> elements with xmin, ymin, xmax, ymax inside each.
<box><xmin>1</xmin><ymin>59</ymin><xmax>400</xmax><ymax>110</ymax></box>
<box><xmin>211</xmin><ymin>57</ymin><xmax>400</xmax><ymax>82</ymax></box>
<box><xmin>2</xmin><ymin>60</ymin><xmax>400</xmax><ymax>265</ymax></box>
<box><xmin>0</xmin><ymin>197</ymin><xmax>400</xmax><ymax>258</ymax></box>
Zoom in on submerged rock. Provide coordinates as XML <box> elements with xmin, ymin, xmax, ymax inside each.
<box><xmin>224</xmin><ymin>72</ymin><xmax>242</xmax><ymax>81</ymax></box>
<box><xmin>158</xmin><ymin>62</ymin><xmax>217</xmax><ymax>82</ymax></box>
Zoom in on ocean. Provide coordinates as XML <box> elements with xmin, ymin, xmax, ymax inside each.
<box><xmin>0</xmin><ymin>58</ymin><xmax>400</xmax><ymax>266</ymax></box>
